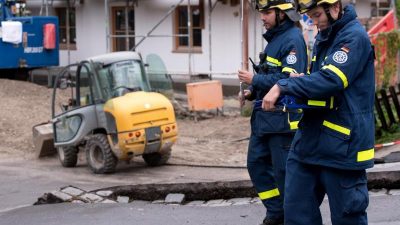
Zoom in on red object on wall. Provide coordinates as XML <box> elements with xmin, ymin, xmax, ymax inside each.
<box><xmin>43</xmin><ymin>23</ymin><xmax>56</xmax><ymax>50</ymax></box>
<box><xmin>368</xmin><ymin>10</ymin><xmax>396</xmax><ymax>37</ymax></box>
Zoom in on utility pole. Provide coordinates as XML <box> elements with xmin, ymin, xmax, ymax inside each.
<box><xmin>241</xmin><ymin>0</ymin><xmax>249</xmax><ymax>71</ymax></box>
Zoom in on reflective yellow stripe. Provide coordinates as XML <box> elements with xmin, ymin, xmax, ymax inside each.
<box><xmin>282</xmin><ymin>67</ymin><xmax>296</xmax><ymax>73</ymax></box>
<box><xmin>322</xmin><ymin>120</ymin><xmax>351</xmax><ymax>136</ymax></box>
<box><xmin>322</xmin><ymin>64</ymin><xmax>348</xmax><ymax>88</ymax></box>
<box><xmin>357</xmin><ymin>148</ymin><xmax>374</xmax><ymax>162</ymax></box>
<box><xmin>307</xmin><ymin>100</ymin><xmax>326</xmax><ymax>107</ymax></box>
<box><xmin>258</xmin><ymin>188</ymin><xmax>280</xmax><ymax>200</ymax></box>
<box><xmin>266</xmin><ymin>56</ymin><xmax>282</xmax><ymax>66</ymax></box>
<box><xmin>312</xmin><ymin>56</ymin><xmax>316</xmax><ymax>62</ymax></box>
<box><xmin>330</xmin><ymin>96</ymin><xmax>334</xmax><ymax>109</ymax></box>
<box><xmin>290</xmin><ymin>121</ymin><xmax>299</xmax><ymax>130</ymax></box>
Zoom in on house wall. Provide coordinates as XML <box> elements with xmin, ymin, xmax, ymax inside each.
<box><xmin>134</xmin><ymin>1</ymin><xmax>264</xmax><ymax>75</ymax></box>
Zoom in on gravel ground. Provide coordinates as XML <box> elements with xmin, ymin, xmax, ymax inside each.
<box><xmin>0</xmin><ymin>79</ymin><xmax>250</xmax><ymax>166</ymax></box>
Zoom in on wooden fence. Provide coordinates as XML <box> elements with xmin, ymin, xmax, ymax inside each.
<box><xmin>375</xmin><ymin>85</ymin><xmax>400</xmax><ymax>133</ymax></box>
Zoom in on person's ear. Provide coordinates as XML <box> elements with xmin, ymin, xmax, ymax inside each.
<box><xmin>279</xmin><ymin>11</ymin><xmax>286</xmax><ymax>20</ymax></box>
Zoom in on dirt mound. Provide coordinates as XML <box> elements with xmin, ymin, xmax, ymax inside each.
<box><xmin>0</xmin><ymin>79</ymin><xmax>53</xmax><ymax>158</ymax></box>
<box><xmin>0</xmin><ymin>78</ymin><xmax>250</xmax><ymax>166</ymax></box>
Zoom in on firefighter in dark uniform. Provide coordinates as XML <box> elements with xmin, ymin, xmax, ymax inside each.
<box><xmin>237</xmin><ymin>0</ymin><xmax>307</xmax><ymax>224</ymax></box>
<box><xmin>262</xmin><ymin>0</ymin><xmax>375</xmax><ymax>224</ymax></box>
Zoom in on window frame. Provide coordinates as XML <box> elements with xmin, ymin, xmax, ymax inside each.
<box><xmin>111</xmin><ymin>6</ymin><xmax>135</xmax><ymax>52</ymax></box>
<box><xmin>55</xmin><ymin>7</ymin><xmax>77</xmax><ymax>50</ymax></box>
<box><xmin>172</xmin><ymin>0</ymin><xmax>204</xmax><ymax>53</ymax></box>
<box><xmin>370</xmin><ymin>1</ymin><xmax>391</xmax><ymax>17</ymax></box>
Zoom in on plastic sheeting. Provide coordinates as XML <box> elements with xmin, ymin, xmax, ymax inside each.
<box><xmin>1</xmin><ymin>20</ymin><xmax>22</xmax><ymax>44</ymax></box>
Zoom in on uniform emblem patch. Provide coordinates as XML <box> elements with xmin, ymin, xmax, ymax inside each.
<box><xmin>286</xmin><ymin>54</ymin><xmax>297</xmax><ymax>65</ymax></box>
<box><xmin>332</xmin><ymin>51</ymin><xmax>348</xmax><ymax>64</ymax></box>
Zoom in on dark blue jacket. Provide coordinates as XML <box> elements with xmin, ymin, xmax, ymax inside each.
<box><xmin>250</xmin><ymin>20</ymin><xmax>307</xmax><ymax>136</ymax></box>
<box><xmin>277</xmin><ymin>5</ymin><xmax>375</xmax><ymax>170</ymax></box>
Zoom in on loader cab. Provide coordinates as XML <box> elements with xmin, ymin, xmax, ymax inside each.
<box><xmin>51</xmin><ymin>51</ymin><xmax>170</xmax><ymax>143</ymax></box>
<box><xmin>92</xmin><ymin>58</ymin><xmax>151</xmax><ymax>103</ymax></box>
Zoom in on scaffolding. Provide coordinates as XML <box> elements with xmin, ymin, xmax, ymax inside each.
<box><xmin>102</xmin><ymin>0</ymin><xmax>255</xmax><ymax>81</ymax></box>
<box><xmin>37</xmin><ymin>0</ymin><xmax>258</xmax><ymax>80</ymax></box>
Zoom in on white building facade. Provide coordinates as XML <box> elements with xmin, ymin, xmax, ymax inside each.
<box><xmin>26</xmin><ymin>0</ymin><xmax>390</xmax><ymax>77</ymax></box>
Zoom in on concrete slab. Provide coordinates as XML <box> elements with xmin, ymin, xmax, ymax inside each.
<box><xmin>117</xmin><ymin>196</ymin><xmax>130</xmax><ymax>203</ymax></box>
<box><xmin>165</xmin><ymin>193</ymin><xmax>185</xmax><ymax>204</ymax></box>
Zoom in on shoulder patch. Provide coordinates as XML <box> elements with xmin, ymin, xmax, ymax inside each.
<box><xmin>332</xmin><ymin>51</ymin><xmax>348</xmax><ymax>64</ymax></box>
<box><xmin>286</xmin><ymin>54</ymin><xmax>297</xmax><ymax>65</ymax></box>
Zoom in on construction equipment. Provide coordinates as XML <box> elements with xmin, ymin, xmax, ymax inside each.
<box><xmin>47</xmin><ymin>51</ymin><xmax>177</xmax><ymax>174</ymax></box>
<box><xmin>0</xmin><ymin>0</ymin><xmax>59</xmax><ymax>78</ymax></box>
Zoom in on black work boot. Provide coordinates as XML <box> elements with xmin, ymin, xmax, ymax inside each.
<box><xmin>261</xmin><ymin>217</ymin><xmax>284</xmax><ymax>225</ymax></box>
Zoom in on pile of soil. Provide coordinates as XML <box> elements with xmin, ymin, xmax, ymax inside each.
<box><xmin>0</xmin><ymin>79</ymin><xmax>53</xmax><ymax>158</ymax></box>
<box><xmin>0</xmin><ymin>79</ymin><xmax>250</xmax><ymax>166</ymax></box>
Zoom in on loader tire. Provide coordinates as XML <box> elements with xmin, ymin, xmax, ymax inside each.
<box><xmin>143</xmin><ymin>148</ymin><xmax>171</xmax><ymax>167</ymax></box>
<box><xmin>57</xmin><ymin>146</ymin><xmax>78</xmax><ymax>167</ymax></box>
<box><xmin>85</xmin><ymin>134</ymin><xmax>117</xmax><ymax>174</ymax></box>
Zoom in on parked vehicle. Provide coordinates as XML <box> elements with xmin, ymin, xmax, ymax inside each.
<box><xmin>50</xmin><ymin>51</ymin><xmax>177</xmax><ymax>174</ymax></box>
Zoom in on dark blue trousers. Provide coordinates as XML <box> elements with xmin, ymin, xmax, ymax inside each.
<box><xmin>247</xmin><ymin>133</ymin><xmax>294</xmax><ymax>220</ymax></box>
<box><xmin>284</xmin><ymin>157</ymin><xmax>369</xmax><ymax>225</ymax></box>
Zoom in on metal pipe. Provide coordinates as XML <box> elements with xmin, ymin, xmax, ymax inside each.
<box><xmin>66</xmin><ymin>0</ymin><xmax>71</xmax><ymax>65</ymax></box>
<box><xmin>125</xmin><ymin>0</ymin><xmax>129</xmax><ymax>50</ymax></box>
<box><xmin>252</xmin><ymin>0</ymin><xmax>257</xmax><ymax>61</ymax></box>
<box><xmin>105</xmin><ymin>0</ymin><xmax>110</xmax><ymax>52</ymax></box>
<box><xmin>242</xmin><ymin>0</ymin><xmax>249</xmax><ymax>71</ymax></box>
<box><xmin>208</xmin><ymin>0</ymin><xmax>212</xmax><ymax>80</ymax></box>
<box><xmin>188</xmin><ymin>0</ymin><xmax>192</xmax><ymax>80</ymax></box>
<box><xmin>132</xmin><ymin>0</ymin><xmax>185</xmax><ymax>50</ymax></box>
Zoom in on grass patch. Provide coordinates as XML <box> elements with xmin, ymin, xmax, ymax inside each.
<box><xmin>376</xmin><ymin>124</ymin><xmax>400</xmax><ymax>144</ymax></box>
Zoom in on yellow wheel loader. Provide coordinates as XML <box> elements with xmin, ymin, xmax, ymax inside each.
<box><xmin>51</xmin><ymin>51</ymin><xmax>177</xmax><ymax>174</ymax></box>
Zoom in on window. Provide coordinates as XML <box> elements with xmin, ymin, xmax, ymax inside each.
<box><xmin>371</xmin><ymin>1</ymin><xmax>391</xmax><ymax>17</ymax></box>
<box><xmin>55</xmin><ymin>7</ymin><xmax>76</xmax><ymax>50</ymax></box>
<box><xmin>78</xmin><ymin>63</ymin><xmax>93</xmax><ymax>106</ymax></box>
<box><xmin>112</xmin><ymin>7</ymin><xmax>135</xmax><ymax>51</ymax></box>
<box><xmin>173</xmin><ymin>0</ymin><xmax>204</xmax><ymax>53</ymax></box>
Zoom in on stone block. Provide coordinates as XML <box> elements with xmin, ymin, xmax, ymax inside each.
<box><xmin>165</xmin><ymin>193</ymin><xmax>185</xmax><ymax>204</ymax></box>
<box><xmin>96</xmin><ymin>190</ymin><xmax>113</xmax><ymax>197</ymax></box>
<box><xmin>61</xmin><ymin>186</ymin><xmax>85</xmax><ymax>197</ymax></box>
<box><xmin>50</xmin><ymin>191</ymin><xmax>73</xmax><ymax>202</ymax></box>
<box><xmin>81</xmin><ymin>193</ymin><xmax>103</xmax><ymax>203</ymax></box>
<box><xmin>117</xmin><ymin>196</ymin><xmax>130</xmax><ymax>203</ymax></box>
<box><xmin>389</xmin><ymin>189</ymin><xmax>400</xmax><ymax>196</ymax></box>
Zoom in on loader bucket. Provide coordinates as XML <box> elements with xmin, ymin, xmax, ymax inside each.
<box><xmin>32</xmin><ymin>122</ymin><xmax>56</xmax><ymax>158</ymax></box>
